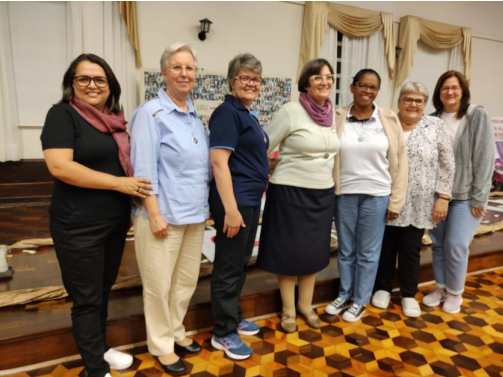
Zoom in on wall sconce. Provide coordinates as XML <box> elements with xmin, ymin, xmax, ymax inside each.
<box><xmin>395</xmin><ymin>46</ymin><xmax>403</xmax><ymax>58</ymax></box>
<box><xmin>198</xmin><ymin>18</ymin><xmax>213</xmax><ymax>41</ymax></box>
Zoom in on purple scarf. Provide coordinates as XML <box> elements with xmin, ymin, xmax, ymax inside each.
<box><xmin>299</xmin><ymin>92</ymin><xmax>333</xmax><ymax>127</ymax></box>
<box><xmin>70</xmin><ymin>97</ymin><xmax>133</xmax><ymax>177</ymax></box>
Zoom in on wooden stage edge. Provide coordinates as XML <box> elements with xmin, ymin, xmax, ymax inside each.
<box><xmin>1</xmin><ymin>231</ymin><xmax>503</xmax><ymax>371</ymax></box>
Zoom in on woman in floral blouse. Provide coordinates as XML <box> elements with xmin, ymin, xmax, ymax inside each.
<box><xmin>372</xmin><ymin>82</ymin><xmax>455</xmax><ymax>317</ymax></box>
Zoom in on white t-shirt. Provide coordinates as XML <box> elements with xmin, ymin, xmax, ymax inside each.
<box><xmin>441</xmin><ymin>112</ymin><xmax>461</xmax><ymax>146</ymax></box>
<box><xmin>339</xmin><ymin>104</ymin><xmax>391</xmax><ymax>196</ymax></box>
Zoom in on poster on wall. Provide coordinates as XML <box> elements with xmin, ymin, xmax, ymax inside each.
<box><xmin>492</xmin><ymin>117</ymin><xmax>503</xmax><ymax>191</ymax></box>
<box><xmin>142</xmin><ymin>69</ymin><xmax>292</xmax><ymax>128</ymax></box>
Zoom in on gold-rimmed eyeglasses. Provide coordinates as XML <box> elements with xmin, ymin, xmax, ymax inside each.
<box><xmin>167</xmin><ymin>65</ymin><xmax>197</xmax><ymax>76</ymax></box>
<box><xmin>74</xmin><ymin>76</ymin><xmax>108</xmax><ymax>88</ymax></box>
<box><xmin>310</xmin><ymin>74</ymin><xmax>335</xmax><ymax>84</ymax></box>
<box><xmin>235</xmin><ymin>75</ymin><xmax>263</xmax><ymax>86</ymax></box>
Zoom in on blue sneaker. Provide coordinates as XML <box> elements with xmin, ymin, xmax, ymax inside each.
<box><xmin>211</xmin><ymin>332</ymin><xmax>252</xmax><ymax>360</ymax></box>
<box><xmin>237</xmin><ymin>319</ymin><xmax>260</xmax><ymax>335</ymax></box>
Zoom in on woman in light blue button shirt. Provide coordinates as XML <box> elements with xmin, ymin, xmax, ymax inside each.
<box><xmin>130</xmin><ymin>42</ymin><xmax>210</xmax><ymax>376</ymax></box>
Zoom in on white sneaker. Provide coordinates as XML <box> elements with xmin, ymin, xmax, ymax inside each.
<box><xmin>402</xmin><ymin>298</ymin><xmax>421</xmax><ymax>317</ymax></box>
<box><xmin>422</xmin><ymin>288</ymin><xmax>446</xmax><ymax>307</ymax></box>
<box><xmin>104</xmin><ymin>348</ymin><xmax>133</xmax><ymax>370</ymax></box>
<box><xmin>442</xmin><ymin>293</ymin><xmax>462</xmax><ymax>314</ymax></box>
<box><xmin>342</xmin><ymin>304</ymin><xmax>366</xmax><ymax>322</ymax></box>
<box><xmin>371</xmin><ymin>290</ymin><xmax>391</xmax><ymax>309</ymax></box>
<box><xmin>104</xmin><ymin>374</ymin><xmax>112</xmax><ymax>377</ymax></box>
<box><xmin>325</xmin><ymin>297</ymin><xmax>351</xmax><ymax>315</ymax></box>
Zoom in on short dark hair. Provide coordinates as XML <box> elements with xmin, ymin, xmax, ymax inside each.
<box><xmin>351</xmin><ymin>68</ymin><xmax>381</xmax><ymax>87</ymax></box>
<box><xmin>61</xmin><ymin>53</ymin><xmax>122</xmax><ymax>114</ymax></box>
<box><xmin>298</xmin><ymin>59</ymin><xmax>334</xmax><ymax>93</ymax></box>
<box><xmin>432</xmin><ymin>70</ymin><xmax>470</xmax><ymax>119</ymax></box>
<box><xmin>227</xmin><ymin>53</ymin><xmax>262</xmax><ymax>91</ymax></box>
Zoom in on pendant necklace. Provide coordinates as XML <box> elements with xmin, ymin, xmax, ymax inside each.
<box><xmin>317</xmin><ymin>126</ymin><xmax>330</xmax><ymax>159</ymax></box>
<box><xmin>355</xmin><ymin>122</ymin><xmax>365</xmax><ymax>142</ymax></box>
<box><xmin>186</xmin><ymin>120</ymin><xmax>198</xmax><ymax>144</ymax></box>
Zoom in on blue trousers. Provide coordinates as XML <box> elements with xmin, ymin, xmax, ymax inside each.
<box><xmin>429</xmin><ymin>200</ymin><xmax>481</xmax><ymax>294</ymax></box>
<box><xmin>335</xmin><ymin>194</ymin><xmax>389</xmax><ymax>305</ymax></box>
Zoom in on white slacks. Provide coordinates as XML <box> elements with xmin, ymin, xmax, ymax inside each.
<box><xmin>133</xmin><ymin>215</ymin><xmax>204</xmax><ymax>355</ymax></box>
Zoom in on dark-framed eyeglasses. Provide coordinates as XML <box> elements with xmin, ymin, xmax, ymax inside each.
<box><xmin>310</xmin><ymin>74</ymin><xmax>335</xmax><ymax>84</ymax></box>
<box><xmin>74</xmin><ymin>76</ymin><xmax>108</xmax><ymax>88</ymax></box>
<box><xmin>355</xmin><ymin>82</ymin><xmax>380</xmax><ymax>92</ymax></box>
<box><xmin>235</xmin><ymin>75</ymin><xmax>263</xmax><ymax>86</ymax></box>
<box><xmin>440</xmin><ymin>85</ymin><xmax>461</xmax><ymax>93</ymax></box>
<box><xmin>402</xmin><ymin>97</ymin><xmax>426</xmax><ymax>106</ymax></box>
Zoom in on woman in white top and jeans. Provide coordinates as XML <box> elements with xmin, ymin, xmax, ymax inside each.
<box><xmin>325</xmin><ymin>68</ymin><xmax>408</xmax><ymax>322</ymax></box>
<box><xmin>422</xmin><ymin>70</ymin><xmax>494</xmax><ymax>314</ymax></box>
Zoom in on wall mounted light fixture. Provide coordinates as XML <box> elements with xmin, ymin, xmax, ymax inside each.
<box><xmin>198</xmin><ymin>18</ymin><xmax>213</xmax><ymax>41</ymax></box>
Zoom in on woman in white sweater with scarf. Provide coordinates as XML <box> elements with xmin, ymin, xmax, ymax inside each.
<box><xmin>257</xmin><ymin>59</ymin><xmax>339</xmax><ymax>333</ymax></box>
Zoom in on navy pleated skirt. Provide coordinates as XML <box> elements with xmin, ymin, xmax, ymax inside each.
<box><xmin>257</xmin><ymin>183</ymin><xmax>334</xmax><ymax>276</ymax></box>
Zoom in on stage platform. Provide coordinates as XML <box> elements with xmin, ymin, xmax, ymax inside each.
<box><xmin>1</xmin><ymin>203</ymin><xmax>503</xmax><ymax>371</ymax></box>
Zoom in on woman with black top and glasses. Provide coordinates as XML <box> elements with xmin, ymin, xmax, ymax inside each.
<box><xmin>41</xmin><ymin>53</ymin><xmax>152</xmax><ymax>377</ymax></box>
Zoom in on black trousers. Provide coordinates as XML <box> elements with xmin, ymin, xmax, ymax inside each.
<box><xmin>50</xmin><ymin>214</ymin><xmax>130</xmax><ymax>377</ymax></box>
<box><xmin>210</xmin><ymin>201</ymin><xmax>260</xmax><ymax>337</ymax></box>
<box><xmin>374</xmin><ymin>225</ymin><xmax>425</xmax><ymax>298</ymax></box>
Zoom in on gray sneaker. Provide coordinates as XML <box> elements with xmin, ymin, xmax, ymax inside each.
<box><xmin>325</xmin><ymin>297</ymin><xmax>351</xmax><ymax>315</ymax></box>
<box><xmin>342</xmin><ymin>303</ymin><xmax>366</xmax><ymax>322</ymax></box>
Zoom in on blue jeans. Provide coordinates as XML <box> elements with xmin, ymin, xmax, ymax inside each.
<box><xmin>429</xmin><ymin>200</ymin><xmax>481</xmax><ymax>294</ymax></box>
<box><xmin>335</xmin><ymin>194</ymin><xmax>389</xmax><ymax>305</ymax></box>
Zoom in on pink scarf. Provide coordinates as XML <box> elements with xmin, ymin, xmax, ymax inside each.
<box><xmin>299</xmin><ymin>92</ymin><xmax>333</xmax><ymax>127</ymax></box>
<box><xmin>70</xmin><ymin>97</ymin><xmax>133</xmax><ymax>177</ymax></box>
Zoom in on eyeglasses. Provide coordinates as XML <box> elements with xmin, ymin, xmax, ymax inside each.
<box><xmin>310</xmin><ymin>74</ymin><xmax>335</xmax><ymax>84</ymax></box>
<box><xmin>74</xmin><ymin>76</ymin><xmax>108</xmax><ymax>88</ymax></box>
<box><xmin>235</xmin><ymin>75</ymin><xmax>263</xmax><ymax>86</ymax></box>
<box><xmin>355</xmin><ymin>82</ymin><xmax>380</xmax><ymax>92</ymax></box>
<box><xmin>167</xmin><ymin>65</ymin><xmax>197</xmax><ymax>76</ymax></box>
<box><xmin>401</xmin><ymin>97</ymin><xmax>426</xmax><ymax>106</ymax></box>
<box><xmin>440</xmin><ymin>86</ymin><xmax>461</xmax><ymax>93</ymax></box>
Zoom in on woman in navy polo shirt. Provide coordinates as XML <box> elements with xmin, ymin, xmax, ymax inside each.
<box><xmin>209</xmin><ymin>53</ymin><xmax>268</xmax><ymax>360</ymax></box>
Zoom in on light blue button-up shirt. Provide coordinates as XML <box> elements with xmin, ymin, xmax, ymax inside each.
<box><xmin>130</xmin><ymin>89</ymin><xmax>210</xmax><ymax>225</ymax></box>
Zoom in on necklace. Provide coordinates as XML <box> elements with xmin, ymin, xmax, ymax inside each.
<box><xmin>185</xmin><ymin>119</ymin><xmax>198</xmax><ymax>144</ymax></box>
<box><xmin>355</xmin><ymin>122</ymin><xmax>365</xmax><ymax>142</ymax></box>
<box><xmin>317</xmin><ymin>125</ymin><xmax>330</xmax><ymax>159</ymax></box>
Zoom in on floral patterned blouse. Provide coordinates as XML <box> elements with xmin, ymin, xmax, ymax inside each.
<box><xmin>387</xmin><ymin>114</ymin><xmax>455</xmax><ymax>229</ymax></box>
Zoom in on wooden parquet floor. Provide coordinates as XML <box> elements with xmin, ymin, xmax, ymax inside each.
<box><xmin>6</xmin><ymin>269</ymin><xmax>503</xmax><ymax>377</ymax></box>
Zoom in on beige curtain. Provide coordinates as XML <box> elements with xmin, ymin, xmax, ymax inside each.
<box><xmin>298</xmin><ymin>1</ymin><xmax>395</xmax><ymax>80</ymax></box>
<box><xmin>396</xmin><ymin>16</ymin><xmax>472</xmax><ymax>87</ymax></box>
<box><xmin>118</xmin><ymin>1</ymin><xmax>142</xmax><ymax>68</ymax></box>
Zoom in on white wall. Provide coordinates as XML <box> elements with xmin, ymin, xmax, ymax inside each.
<box><xmin>9</xmin><ymin>1</ymin><xmax>503</xmax><ymax>159</ymax></box>
<box><xmin>136</xmin><ymin>2</ymin><xmax>303</xmax><ymax>91</ymax></box>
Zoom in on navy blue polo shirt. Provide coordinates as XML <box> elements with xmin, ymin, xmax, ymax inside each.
<box><xmin>209</xmin><ymin>95</ymin><xmax>269</xmax><ymax>206</ymax></box>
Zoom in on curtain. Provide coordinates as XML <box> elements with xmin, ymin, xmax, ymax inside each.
<box><xmin>118</xmin><ymin>1</ymin><xmax>142</xmax><ymax>68</ymax></box>
<box><xmin>0</xmin><ymin>2</ymin><xmax>20</xmax><ymax>162</ymax></box>
<box><xmin>395</xmin><ymin>16</ymin><xmax>472</xmax><ymax>87</ymax></box>
<box><xmin>318</xmin><ymin>27</ymin><xmax>338</xmax><ymax>106</ymax></box>
<box><xmin>339</xmin><ymin>31</ymin><xmax>395</xmax><ymax>109</ymax></box>
<box><xmin>298</xmin><ymin>1</ymin><xmax>395</xmax><ymax>81</ymax></box>
<box><xmin>448</xmin><ymin>43</ymin><xmax>465</xmax><ymax>73</ymax></box>
<box><xmin>66</xmin><ymin>2</ymin><xmax>138</xmax><ymax>120</ymax></box>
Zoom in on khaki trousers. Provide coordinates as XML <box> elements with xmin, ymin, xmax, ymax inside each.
<box><xmin>134</xmin><ymin>215</ymin><xmax>204</xmax><ymax>355</ymax></box>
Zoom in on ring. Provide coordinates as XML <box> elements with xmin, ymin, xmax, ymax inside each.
<box><xmin>137</xmin><ymin>187</ymin><xmax>141</xmax><ymax>192</ymax></box>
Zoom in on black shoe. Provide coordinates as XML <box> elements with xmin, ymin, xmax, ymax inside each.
<box><xmin>154</xmin><ymin>356</ymin><xmax>186</xmax><ymax>376</ymax></box>
<box><xmin>175</xmin><ymin>341</ymin><xmax>203</xmax><ymax>355</ymax></box>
